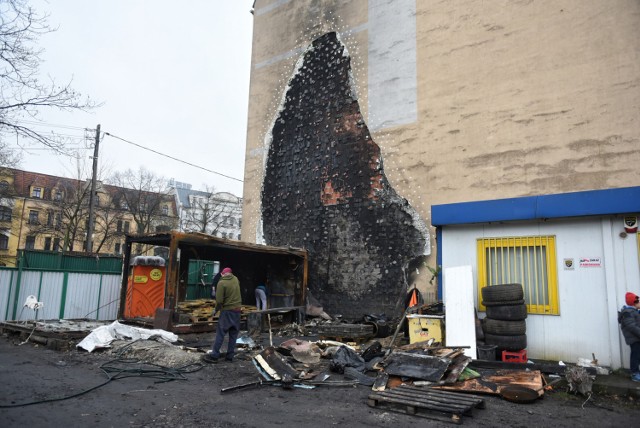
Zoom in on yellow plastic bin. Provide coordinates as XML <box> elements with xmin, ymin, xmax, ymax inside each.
<box><xmin>407</xmin><ymin>314</ymin><xmax>444</xmax><ymax>344</ymax></box>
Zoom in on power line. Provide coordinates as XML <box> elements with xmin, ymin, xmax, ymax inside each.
<box><xmin>15</xmin><ymin>119</ymin><xmax>91</xmax><ymax>131</ymax></box>
<box><xmin>104</xmin><ymin>132</ymin><xmax>244</xmax><ymax>183</ymax></box>
<box><xmin>8</xmin><ymin>146</ymin><xmax>88</xmax><ymax>151</ymax></box>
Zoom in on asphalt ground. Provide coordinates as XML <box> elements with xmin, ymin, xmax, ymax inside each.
<box><xmin>1</xmin><ymin>332</ymin><xmax>640</xmax><ymax>427</ymax></box>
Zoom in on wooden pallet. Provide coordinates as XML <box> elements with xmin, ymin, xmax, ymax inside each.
<box><xmin>175</xmin><ymin>301</ymin><xmax>260</xmax><ymax>325</ymax></box>
<box><xmin>368</xmin><ymin>385</ymin><xmax>485</xmax><ymax>425</ymax></box>
<box><xmin>189</xmin><ymin>315</ymin><xmax>214</xmax><ymax>323</ymax></box>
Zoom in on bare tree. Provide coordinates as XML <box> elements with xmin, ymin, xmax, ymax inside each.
<box><xmin>25</xmin><ymin>175</ymin><xmax>90</xmax><ymax>251</ymax></box>
<box><xmin>24</xmin><ymin>157</ymin><xmax>110</xmax><ymax>252</ymax></box>
<box><xmin>0</xmin><ymin>142</ymin><xmax>21</xmax><ymax>168</ymax></box>
<box><xmin>0</xmin><ymin>0</ymin><xmax>98</xmax><ymax>151</ymax></box>
<box><xmin>109</xmin><ymin>168</ymin><xmax>176</xmax><ymax>255</ymax></box>
<box><xmin>92</xmin><ymin>192</ymin><xmax>126</xmax><ymax>254</ymax></box>
<box><xmin>181</xmin><ymin>185</ymin><xmax>241</xmax><ymax>236</ymax></box>
<box><xmin>109</xmin><ymin>167</ymin><xmax>175</xmax><ymax>232</ymax></box>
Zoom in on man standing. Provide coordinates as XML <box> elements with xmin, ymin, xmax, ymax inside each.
<box><xmin>619</xmin><ymin>292</ymin><xmax>640</xmax><ymax>382</ymax></box>
<box><xmin>255</xmin><ymin>282</ymin><xmax>268</xmax><ymax>310</ymax></box>
<box><xmin>205</xmin><ymin>267</ymin><xmax>242</xmax><ymax>363</ymax></box>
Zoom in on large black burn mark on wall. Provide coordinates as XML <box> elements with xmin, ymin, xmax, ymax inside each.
<box><xmin>262</xmin><ymin>32</ymin><xmax>427</xmax><ymax>318</ymax></box>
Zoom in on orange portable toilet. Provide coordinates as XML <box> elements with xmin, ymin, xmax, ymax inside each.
<box><xmin>124</xmin><ymin>256</ymin><xmax>166</xmax><ymax>318</ymax></box>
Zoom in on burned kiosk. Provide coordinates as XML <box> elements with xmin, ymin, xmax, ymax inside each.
<box><xmin>118</xmin><ymin>231</ymin><xmax>308</xmax><ymax>332</ymax></box>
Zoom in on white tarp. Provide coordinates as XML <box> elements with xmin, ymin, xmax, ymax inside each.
<box><xmin>77</xmin><ymin>320</ymin><xmax>179</xmax><ymax>352</ymax></box>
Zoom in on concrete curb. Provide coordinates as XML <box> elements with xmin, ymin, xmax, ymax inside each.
<box><xmin>593</xmin><ymin>373</ymin><xmax>640</xmax><ymax>399</ymax></box>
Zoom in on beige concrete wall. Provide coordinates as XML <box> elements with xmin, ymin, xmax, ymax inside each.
<box><xmin>243</xmin><ymin>0</ymin><xmax>640</xmax><ymax>293</ymax></box>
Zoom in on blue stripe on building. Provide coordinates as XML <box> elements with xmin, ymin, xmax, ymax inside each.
<box><xmin>432</xmin><ymin>187</ymin><xmax>640</xmax><ymax>226</ymax></box>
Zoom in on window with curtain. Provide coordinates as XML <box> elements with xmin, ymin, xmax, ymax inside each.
<box><xmin>0</xmin><ymin>234</ymin><xmax>8</xmax><ymax>250</ymax></box>
<box><xmin>0</xmin><ymin>206</ymin><xmax>11</xmax><ymax>221</ymax></box>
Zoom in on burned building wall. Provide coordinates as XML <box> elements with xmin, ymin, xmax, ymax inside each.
<box><xmin>261</xmin><ymin>32</ymin><xmax>428</xmax><ymax>318</ymax></box>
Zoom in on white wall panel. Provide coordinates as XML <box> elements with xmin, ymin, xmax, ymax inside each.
<box><xmin>14</xmin><ymin>271</ymin><xmax>43</xmax><ymax>321</ymax></box>
<box><xmin>96</xmin><ymin>275</ymin><xmax>121</xmax><ymax>320</ymax></box>
<box><xmin>64</xmin><ymin>273</ymin><xmax>101</xmax><ymax>319</ymax></box>
<box><xmin>35</xmin><ymin>272</ymin><xmax>64</xmax><ymax>321</ymax></box>
<box><xmin>444</xmin><ymin>265</ymin><xmax>476</xmax><ymax>359</ymax></box>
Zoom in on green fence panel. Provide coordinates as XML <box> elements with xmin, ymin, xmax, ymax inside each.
<box><xmin>18</xmin><ymin>250</ymin><xmax>122</xmax><ymax>273</ymax></box>
<box><xmin>186</xmin><ymin>260</ymin><xmax>216</xmax><ymax>300</ymax></box>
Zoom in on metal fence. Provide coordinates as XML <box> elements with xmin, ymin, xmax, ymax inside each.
<box><xmin>0</xmin><ymin>267</ymin><xmax>121</xmax><ymax>322</ymax></box>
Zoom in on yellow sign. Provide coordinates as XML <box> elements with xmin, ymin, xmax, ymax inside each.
<box><xmin>134</xmin><ymin>275</ymin><xmax>148</xmax><ymax>283</ymax></box>
<box><xmin>149</xmin><ymin>269</ymin><xmax>163</xmax><ymax>281</ymax></box>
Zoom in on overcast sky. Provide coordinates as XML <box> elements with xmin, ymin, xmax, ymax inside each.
<box><xmin>16</xmin><ymin>0</ymin><xmax>254</xmax><ymax>196</ymax></box>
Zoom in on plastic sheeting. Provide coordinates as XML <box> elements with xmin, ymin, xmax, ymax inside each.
<box><xmin>77</xmin><ymin>320</ymin><xmax>178</xmax><ymax>352</ymax></box>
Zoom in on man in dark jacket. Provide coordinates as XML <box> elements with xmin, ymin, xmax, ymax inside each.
<box><xmin>619</xmin><ymin>292</ymin><xmax>640</xmax><ymax>382</ymax></box>
<box><xmin>204</xmin><ymin>267</ymin><xmax>242</xmax><ymax>363</ymax></box>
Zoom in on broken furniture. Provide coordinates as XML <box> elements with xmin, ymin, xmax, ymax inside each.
<box><xmin>246</xmin><ymin>306</ymin><xmax>306</xmax><ymax>336</ymax></box>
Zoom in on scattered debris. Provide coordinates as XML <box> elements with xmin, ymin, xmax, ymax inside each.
<box><xmin>435</xmin><ymin>369</ymin><xmax>545</xmax><ymax>397</ymax></box>
<box><xmin>330</xmin><ymin>345</ymin><xmax>366</xmax><ymax>373</ymax></box>
<box><xmin>383</xmin><ymin>351</ymin><xmax>451</xmax><ymax>382</ymax></box>
<box><xmin>577</xmin><ymin>356</ymin><xmax>611</xmax><ymax>375</ymax></box>
<box><xmin>316</xmin><ymin>323</ymin><xmax>374</xmax><ymax>343</ymax></box>
<box><xmin>278</xmin><ymin>338</ymin><xmax>322</xmax><ymax>364</ymax></box>
<box><xmin>110</xmin><ymin>339</ymin><xmax>202</xmax><ymax>367</ymax></box>
<box><xmin>565</xmin><ymin>365</ymin><xmax>594</xmax><ymax>396</ymax></box>
<box><xmin>306</xmin><ymin>292</ymin><xmax>332</xmax><ymax>320</ymax></box>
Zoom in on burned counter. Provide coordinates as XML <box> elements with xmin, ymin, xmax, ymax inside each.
<box><xmin>118</xmin><ymin>231</ymin><xmax>307</xmax><ymax>331</ymax></box>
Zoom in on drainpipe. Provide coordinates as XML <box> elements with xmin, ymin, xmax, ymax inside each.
<box><xmin>16</xmin><ymin>196</ymin><xmax>26</xmax><ymax>260</ymax></box>
<box><xmin>11</xmin><ymin>250</ymin><xmax>24</xmax><ymax>320</ymax></box>
<box><xmin>436</xmin><ymin>227</ymin><xmax>443</xmax><ymax>300</ymax></box>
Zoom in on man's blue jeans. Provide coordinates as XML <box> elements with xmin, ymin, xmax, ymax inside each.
<box><xmin>631</xmin><ymin>341</ymin><xmax>640</xmax><ymax>374</ymax></box>
<box><xmin>211</xmin><ymin>310</ymin><xmax>240</xmax><ymax>360</ymax></box>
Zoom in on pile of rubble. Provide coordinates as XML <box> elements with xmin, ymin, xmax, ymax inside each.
<box><xmin>216</xmin><ymin>332</ymin><xmax>550</xmax><ymax>424</ymax></box>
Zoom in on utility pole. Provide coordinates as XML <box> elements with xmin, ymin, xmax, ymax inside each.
<box><xmin>85</xmin><ymin>124</ymin><xmax>100</xmax><ymax>253</ymax></box>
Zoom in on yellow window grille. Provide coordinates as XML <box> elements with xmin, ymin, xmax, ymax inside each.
<box><xmin>477</xmin><ymin>236</ymin><xmax>559</xmax><ymax>315</ymax></box>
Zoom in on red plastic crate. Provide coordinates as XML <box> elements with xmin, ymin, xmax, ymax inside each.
<box><xmin>502</xmin><ymin>349</ymin><xmax>527</xmax><ymax>363</ymax></box>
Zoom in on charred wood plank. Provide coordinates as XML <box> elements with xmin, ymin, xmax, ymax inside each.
<box><xmin>469</xmin><ymin>360</ymin><xmax>597</xmax><ymax>376</ymax></box>
<box><xmin>442</xmin><ymin>355</ymin><xmax>472</xmax><ymax>384</ymax></box>
<box><xmin>259</xmin><ymin>346</ymin><xmax>299</xmax><ymax>379</ymax></box>
<box><xmin>383</xmin><ymin>351</ymin><xmax>451</xmax><ymax>382</ymax></box>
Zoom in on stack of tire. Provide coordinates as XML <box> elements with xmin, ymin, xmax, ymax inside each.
<box><xmin>481</xmin><ymin>283</ymin><xmax>527</xmax><ymax>353</ymax></box>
